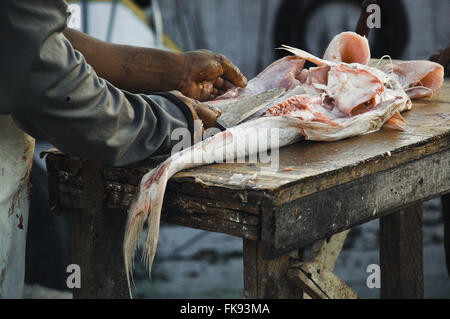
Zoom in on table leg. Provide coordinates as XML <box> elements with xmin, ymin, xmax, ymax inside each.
<box><xmin>442</xmin><ymin>194</ymin><xmax>450</xmax><ymax>277</ymax></box>
<box><xmin>243</xmin><ymin>239</ymin><xmax>302</xmax><ymax>299</ymax></box>
<box><xmin>288</xmin><ymin>230</ymin><xmax>357</xmax><ymax>299</ymax></box>
<box><xmin>379</xmin><ymin>203</ymin><xmax>424</xmax><ymax>299</ymax></box>
<box><xmin>71</xmin><ymin>160</ymin><xmax>129</xmax><ymax>299</ymax></box>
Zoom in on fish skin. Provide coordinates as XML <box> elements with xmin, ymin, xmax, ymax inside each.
<box><xmin>123</xmin><ymin>32</ymin><xmax>444</xmax><ymax>295</ymax></box>
<box><xmin>211</xmin><ymin>56</ymin><xmax>305</xmax><ymax>104</ymax></box>
<box><xmin>123</xmin><ymin>118</ymin><xmax>303</xmax><ymax>293</ymax></box>
<box><xmin>379</xmin><ymin>60</ymin><xmax>444</xmax><ymax>99</ymax></box>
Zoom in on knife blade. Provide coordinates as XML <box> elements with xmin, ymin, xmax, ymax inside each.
<box><xmin>209</xmin><ymin>88</ymin><xmax>285</xmax><ymax>130</ymax></box>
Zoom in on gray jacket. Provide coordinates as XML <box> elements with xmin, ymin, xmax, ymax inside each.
<box><xmin>0</xmin><ymin>0</ymin><xmax>194</xmax><ymax>166</ymax></box>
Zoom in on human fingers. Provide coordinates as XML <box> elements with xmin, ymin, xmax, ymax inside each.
<box><xmin>198</xmin><ymin>82</ymin><xmax>214</xmax><ymax>102</ymax></box>
<box><xmin>215</xmin><ymin>54</ymin><xmax>247</xmax><ymax>88</ymax></box>
<box><xmin>194</xmin><ymin>103</ymin><xmax>221</xmax><ymax>129</ymax></box>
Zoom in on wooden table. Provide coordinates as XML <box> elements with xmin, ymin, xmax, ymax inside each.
<box><xmin>45</xmin><ymin>79</ymin><xmax>450</xmax><ymax>299</ymax></box>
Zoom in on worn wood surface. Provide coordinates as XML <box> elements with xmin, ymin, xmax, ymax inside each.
<box><xmin>289</xmin><ymin>262</ymin><xmax>358</xmax><ymax>299</ymax></box>
<box><xmin>380</xmin><ymin>203</ymin><xmax>424</xmax><ymax>299</ymax></box>
<box><xmin>46</xmin><ymin>79</ymin><xmax>450</xmax><ymax>259</ymax></box>
<box><xmin>262</xmin><ymin>148</ymin><xmax>449</xmax><ymax>258</ymax></box>
<box><xmin>243</xmin><ymin>239</ymin><xmax>302</xmax><ymax>299</ymax></box>
<box><xmin>303</xmin><ymin>230</ymin><xmax>350</xmax><ymax>270</ymax></box>
<box><xmin>442</xmin><ymin>194</ymin><xmax>450</xmax><ymax>277</ymax></box>
<box><xmin>288</xmin><ymin>230</ymin><xmax>355</xmax><ymax>299</ymax></box>
<box><xmin>70</xmin><ymin>160</ymin><xmax>129</xmax><ymax>299</ymax></box>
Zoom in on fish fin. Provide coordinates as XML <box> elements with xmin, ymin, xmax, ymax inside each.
<box><xmin>381</xmin><ymin>61</ymin><xmax>444</xmax><ymax>98</ymax></box>
<box><xmin>279</xmin><ymin>45</ymin><xmax>330</xmax><ymax>66</ymax></box>
<box><xmin>405</xmin><ymin>86</ymin><xmax>435</xmax><ymax>99</ymax></box>
<box><xmin>383</xmin><ymin>111</ymin><xmax>407</xmax><ymax>131</ymax></box>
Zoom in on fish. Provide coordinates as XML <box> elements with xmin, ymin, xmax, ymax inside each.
<box><xmin>379</xmin><ymin>60</ymin><xmax>444</xmax><ymax>100</ymax></box>
<box><xmin>123</xmin><ymin>31</ymin><xmax>444</xmax><ymax>295</ymax></box>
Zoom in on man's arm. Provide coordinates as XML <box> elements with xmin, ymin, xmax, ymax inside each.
<box><xmin>0</xmin><ymin>0</ymin><xmax>210</xmax><ymax>166</ymax></box>
<box><xmin>63</xmin><ymin>28</ymin><xmax>186</xmax><ymax>94</ymax></box>
<box><xmin>63</xmin><ymin>28</ymin><xmax>247</xmax><ymax>101</ymax></box>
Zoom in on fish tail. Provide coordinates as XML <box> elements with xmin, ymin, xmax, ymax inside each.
<box><xmin>142</xmin><ymin>189</ymin><xmax>166</xmax><ymax>278</ymax></box>
<box><xmin>123</xmin><ymin>165</ymin><xmax>168</xmax><ymax>297</ymax></box>
<box><xmin>123</xmin><ymin>192</ymin><xmax>148</xmax><ymax>298</ymax></box>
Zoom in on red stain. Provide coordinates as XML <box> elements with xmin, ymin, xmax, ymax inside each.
<box><xmin>23</xmin><ymin>142</ymin><xmax>32</xmax><ymax>154</ymax></box>
<box><xmin>8</xmin><ymin>193</ymin><xmax>18</xmax><ymax>217</ymax></box>
<box><xmin>17</xmin><ymin>214</ymin><xmax>24</xmax><ymax>230</ymax></box>
<box><xmin>143</xmin><ymin>161</ymin><xmax>169</xmax><ymax>189</ymax></box>
<box><xmin>27</xmin><ymin>180</ymin><xmax>33</xmax><ymax>201</ymax></box>
<box><xmin>20</xmin><ymin>169</ymin><xmax>30</xmax><ymax>182</ymax></box>
<box><xmin>284</xmin><ymin>167</ymin><xmax>293</xmax><ymax>172</ymax></box>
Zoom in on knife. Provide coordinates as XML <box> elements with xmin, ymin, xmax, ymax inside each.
<box><xmin>208</xmin><ymin>88</ymin><xmax>285</xmax><ymax>130</ymax></box>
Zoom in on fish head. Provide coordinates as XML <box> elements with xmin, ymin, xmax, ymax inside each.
<box><xmin>327</xmin><ymin>64</ymin><xmax>385</xmax><ymax>116</ymax></box>
<box><xmin>325</xmin><ymin>61</ymin><xmax>411</xmax><ymax>116</ymax></box>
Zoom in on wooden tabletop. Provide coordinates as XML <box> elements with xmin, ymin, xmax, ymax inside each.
<box><xmin>46</xmin><ymin>79</ymin><xmax>450</xmax><ymax>258</ymax></box>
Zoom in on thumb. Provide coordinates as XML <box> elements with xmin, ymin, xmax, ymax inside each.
<box><xmin>194</xmin><ymin>103</ymin><xmax>221</xmax><ymax>129</ymax></box>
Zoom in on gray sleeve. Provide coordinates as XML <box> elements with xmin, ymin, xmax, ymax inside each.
<box><xmin>0</xmin><ymin>0</ymin><xmax>193</xmax><ymax>167</ymax></box>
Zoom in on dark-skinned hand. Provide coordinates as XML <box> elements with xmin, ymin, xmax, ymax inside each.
<box><xmin>169</xmin><ymin>91</ymin><xmax>222</xmax><ymax>130</ymax></box>
<box><xmin>179</xmin><ymin>50</ymin><xmax>247</xmax><ymax>101</ymax></box>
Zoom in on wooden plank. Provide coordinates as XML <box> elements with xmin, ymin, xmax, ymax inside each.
<box><xmin>275</xmin><ymin>130</ymin><xmax>450</xmax><ymax>206</ymax></box>
<box><xmin>442</xmin><ymin>193</ymin><xmax>450</xmax><ymax>277</ymax></box>
<box><xmin>162</xmin><ymin>211</ymin><xmax>259</xmax><ymax>241</ymax></box>
<box><xmin>45</xmin><ymin>154</ymin><xmax>265</xmax><ymax>213</ymax></box>
<box><xmin>71</xmin><ymin>160</ymin><xmax>129</xmax><ymax>299</ymax></box>
<box><xmin>53</xmin><ymin>182</ymin><xmax>260</xmax><ymax>240</ymax></box>
<box><xmin>380</xmin><ymin>204</ymin><xmax>424</xmax><ymax>299</ymax></box>
<box><xmin>290</xmin><ymin>230</ymin><xmax>352</xmax><ymax>299</ymax></box>
<box><xmin>243</xmin><ymin>240</ymin><xmax>302</xmax><ymax>299</ymax></box>
<box><xmin>55</xmin><ymin>183</ymin><xmax>260</xmax><ymax>226</ymax></box>
<box><xmin>289</xmin><ymin>262</ymin><xmax>358</xmax><ymax>299</ymax></box>
<box><xmin>305</xmin><ymin>230</ymin><xmax>350</xmax><ymax>271</ymax></box>
<box><xmin>262</xmin><ymin>149</ymin><xmax>449</xmax><ymax>258</ymax></box>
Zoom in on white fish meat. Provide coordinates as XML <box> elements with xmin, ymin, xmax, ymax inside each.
<box><xmin>123</xmin><ymin>32</ymin><xmax>444</xmax><ymax>293</ymax></box>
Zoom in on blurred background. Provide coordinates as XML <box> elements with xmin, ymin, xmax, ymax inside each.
<box><xmin>25</xmin><ymin>0</ymin><xmax>449</xmax><ymax>299</ymax></box>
